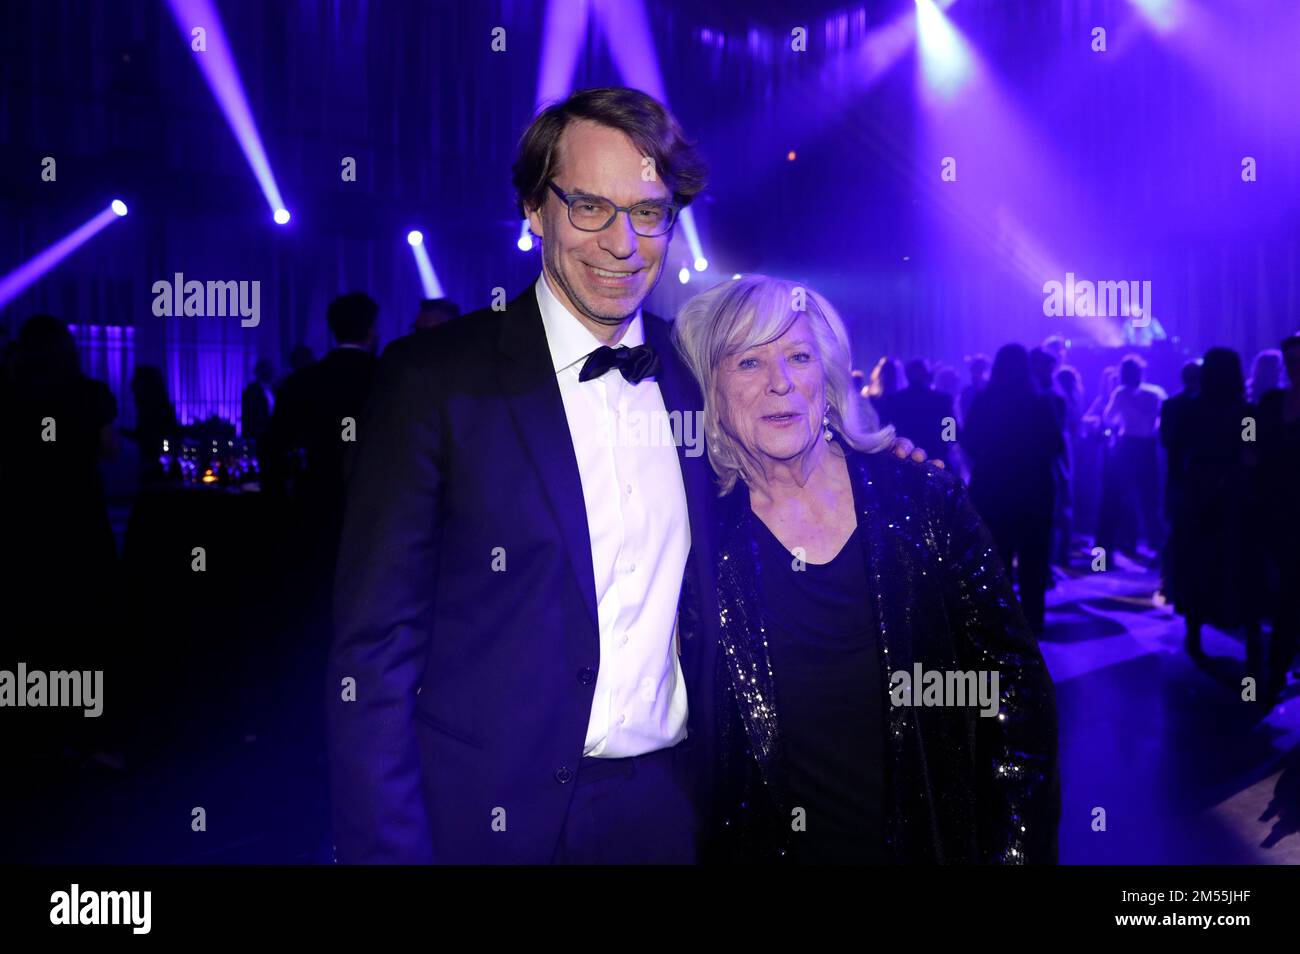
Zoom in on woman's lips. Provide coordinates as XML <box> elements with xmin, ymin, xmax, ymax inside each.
<box><xmin>762</xmin><ymin>413</ymin><xmax>800</xmax><ymax>427</ymax></box>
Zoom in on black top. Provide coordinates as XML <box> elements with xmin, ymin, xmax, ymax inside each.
<box><xmin>749</xmin><ymin>508</ymin><xmax>886</xmax><ymax>863</ymax></box>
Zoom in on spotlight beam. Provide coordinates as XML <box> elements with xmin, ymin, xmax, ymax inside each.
<box><xmin>915</xmin><ymin>0</ymin><xmax>973</xmax><ymax>101</ymax></box>
<box><xmin>409</xmin><ymin>237</ymin><xmax>444</xmax><ymax>299</ymax></box>
<box><xmin>0</xmin><ymin>205</ymin><xmax>122</xmax><ymax>310</ymax></box>
<box><xmin>678</xmin><ymin>209</ymin><xmax>705</xmax><ymax>274</ymax></box>
<box><xmin>536</xmin><ymin>0</ymin><xmax>588</xmax><ymax>108</ymax></box>
<box><xmin>593</xmin><ymin>0</ymin><xmax>669</xmax><ymax>104</ymax></box>
<box><xmin>165</xmin><ymin>0</ymin><xmax>287</xmax><ymax>218</ymax></box>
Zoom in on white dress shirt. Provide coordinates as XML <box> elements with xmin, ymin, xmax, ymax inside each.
<box><xmin>534</xmin><ymin>273</ymin><xmax>691</xmax><ymax>758</ymax></box>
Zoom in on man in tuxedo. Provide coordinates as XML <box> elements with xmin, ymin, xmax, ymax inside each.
<box><xmin>327</xmin><ymin>87</ymin><xmax>721</xmax><ymax>864</ymax></box>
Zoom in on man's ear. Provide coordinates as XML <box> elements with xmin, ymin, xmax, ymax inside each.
<box><xmin>525</xmin><ymin>202</ymin><xmax>545</xmax><ymax>239</ymax></box>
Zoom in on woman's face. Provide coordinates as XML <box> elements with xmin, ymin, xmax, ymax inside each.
<box><xmin>716</xmin><ymin>312</ymin><xmax>826</xmax><ymax>469</ymax></box>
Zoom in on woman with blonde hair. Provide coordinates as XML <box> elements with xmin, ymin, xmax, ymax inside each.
<box><xmin>672</xmin><ymin>275</ymin><xmax>1059</xmax><ymax>864</ymax></box>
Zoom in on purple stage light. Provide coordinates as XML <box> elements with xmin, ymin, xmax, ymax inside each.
<box><xmin>678</xmin><ymin>209</ymin><xmax>706</xmax><ymax>276</ymax></box>
<box><xmin>536</xmin><ymin>0</ymin><xmax>587</xmax><ymax>108</ymax></box>
<box><xmin>517</xmin><ymin>222</ymin><xmax>535</xmax><ymax>252</ymax></box>
<box><xmin>592</xmin><ymin>0</ymin><xmax>670</xmax><ymax>104</ymax></box>
<box><xmin>677</xmin><ymin>266</ymin><xmax>690</xmax><ymax>285</ymax></box>
<box><xmin>408</xmin><ymin>233</ymin><xmax>444</xmax><ymax>298</ymax></box>
<box><xmin>166</xmin><ymin>0</ymin><xmax>288</xmax><ymax>221</ymax></box>
<box><xmin>915</xmin><ymin>0</ymin><xmax>972</xmax><ymax>101</ymax></box>
<box><xmin>1137</xmin><ymin>1</ymin><xmax>1300</xmax><ymax>150</ymax></box>
<box><xmin>1127</xmin><ymin>0</ymin><xmax>1181</xmax><ymax>33</ymax></box>
<box><xmin>0</xmin><ymin>204</ymin><xmax>123</xmax><ymax>310</ymax></box>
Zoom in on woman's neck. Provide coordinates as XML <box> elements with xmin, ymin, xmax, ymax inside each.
<box><xmin>747</xmin><ymin>438</ymin><xmax>845</xmax><ymax>509</ymax></box>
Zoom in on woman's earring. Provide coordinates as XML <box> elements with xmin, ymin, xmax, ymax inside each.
<box><xmin>822</xmin><ymin>413</ymin><xmax>833</xmax><ymax>441</ymax></box>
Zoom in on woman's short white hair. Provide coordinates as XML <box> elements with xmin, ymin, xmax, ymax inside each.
<box><xmin>671</xmin><ymin>274</ymin><xmax>894</xmax><ymax>495</ymax></box>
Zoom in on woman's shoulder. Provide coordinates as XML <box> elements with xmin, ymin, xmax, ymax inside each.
<box><xmin>846</xmin><ymin>444</ymin><xmax>963</xmax><ymax>508</ymax></box>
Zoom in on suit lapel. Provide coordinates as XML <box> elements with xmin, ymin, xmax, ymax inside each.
<box><xmin>496</xmin><ymin>289</ymin><xmax>599</xmax><ymax>633</ymax></box>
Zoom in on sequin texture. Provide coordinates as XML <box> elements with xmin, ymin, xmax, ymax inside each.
<box><xmin>706</xmin><ymin>443</ymin><xmax>1060</xmax><ymax>864</ymax></box>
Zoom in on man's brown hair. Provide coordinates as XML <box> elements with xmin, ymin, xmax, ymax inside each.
<box><xmin>511</xmin><ymin>87</ymin><xmax>707</xmax><ymax>217</ymax></box>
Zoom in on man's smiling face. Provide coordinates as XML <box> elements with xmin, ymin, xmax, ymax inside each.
<box><xmin>526</xmin><ymin>120</ymin><xmax>673</xmax><ymax>338</ymax></box>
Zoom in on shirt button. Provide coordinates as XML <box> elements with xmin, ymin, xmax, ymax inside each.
<box><xmin>619</xmin><ymin>633</ymin><xmax>629</xmax><ymax>647</ymax></box>
<box><xmin>577</xmin><ymin>667</ymin><xmax>596</xmax><ymax>685</ymax></box>
<box><xmin>618</xmin><ymin>714</ymin><xmax>626</xmax><ymax>726</ymax></box>
<box><xmin>555</xmin><ymin>766</ymin><xmax>573</xmax><ymax>784</ymax></box>
<box><xmin>625</xmin><ymin>484</ymin><xmax>633</xmax><ymax>495</ymax></box>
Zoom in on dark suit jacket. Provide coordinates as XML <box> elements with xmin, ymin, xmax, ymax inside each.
<box><xmin>327</xmin><ymin>288</ymin><xmax>720</xmax><ymax>863</ymax></box>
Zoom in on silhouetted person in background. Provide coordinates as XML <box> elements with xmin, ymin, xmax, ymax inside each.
<box><xmin>934</xmin><ymin>363</ymin><xmax>967</xmax><ymax>477</ymax></box>
<box><xmin>1029</xmin><ymin>347</ymin><xmax>1066</xmax><ymax>426</ymax></box>
<box><xmin>1247</xmin><ymin>348</ymin><xmax>1284</xmax><ymax>405</ymax></box>
<box><xmin>1030</xmin><ymin>347</ymin><xmax>1070</xmax><ymax>570</ymax></box>
<box><xmin>240</xmin><ymin>358</ymin><xmax>276</xmax><ymax>449</ymax></box>
<box><xmin>888</xmin><ymin>358</ymin><xmax>955</xmax><ymax>467</ymax></box>
<box><xmin>1053</xmin><ymin>366</ymin><xmax>1083</xmax><ymax>565</ymax></box>
<box><xmin>1041</xmin><ymin>335</ymin><xmax>1079</xmax><ymax>402</ymax></box>
<box><xmin>866</xmin><ymin>356</ymin><xmax>905</xmax><ymax>427</ymax></box>
<box><xmin>1258</xmin><ymin>334</ymin><xmax>1300</xmax><ymax>702</ymax></box>
<box><xmin>0</xmin><ymin>315</ymin><xmax>119</xmax><ymax>765</ymax></box>
<box><xmin>1100</xmin><ymin>354</ymin><xmax>1166</xmax><ymax>560</ymax></box>
<box><xmin>410</xmin><ymin>297</ymin><xmax>460</xmax><ymax>334</ymax></box>
<box><xmin>958</xmin><ymin>353</ymin><xmax>990</xmax><ymax>426</ymax></box>
<box><xmin>1082</xmin><ymin>365</ymin><xmax>1124</xmax><ymax>552</ymax></box>
<box><xmin>962</xmin><ymin>344</ymin><xmax>1065</xmax><ymax>634</ymax></box>
<box><xmin>288</xmin><ymin>345</ymin><xmax>315</xmax><ymax>374</ymax></box>
<box><xmin>934</xmin><ymin>363</ymin><xmax>962</xmax><ymax>408</ymax></box>
<box><xmin>261</xmin><ymin>293</ymin><xmax>381</xmax><ymax>829</ymax></box>
<box><xmin>265</xmin><ymin>292</ymin><xmax>379</xmax><ymax>547</ymax></box>
<box><xmin>123</xmin><ymin>365</ymin><xmax>178</xmax><ymax>484</ymax></box>
<box><xmin>1159</xmin><ymin>359</ymin><xmax>1201</xmax><ymax>603</ymax></box>
<box><xmin>1163</xmin><ymin>348</ymin><xmax>1259</xmax><ymax>668</ymax></box>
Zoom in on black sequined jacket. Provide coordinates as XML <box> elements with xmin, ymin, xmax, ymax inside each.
<box><xmin>703</xmin><ymin>439</ymin><xmax>1060</xmax><ymax>864</ymax></box>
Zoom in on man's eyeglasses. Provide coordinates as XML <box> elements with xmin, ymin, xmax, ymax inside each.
<box><xmin>546</xmin><ymin>180</ymin><xmax>678</xmax><ymax>237</ymax></box>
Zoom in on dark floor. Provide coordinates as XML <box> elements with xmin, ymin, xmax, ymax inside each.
<box><xmin>1046</xmin><ymin>554</ymin><xmax>1300</xmax><ymax>864</ymax></box>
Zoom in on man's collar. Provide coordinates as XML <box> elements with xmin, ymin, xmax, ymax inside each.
<box><xmin>534</xmin><ymin>271</ymin><xmax>644</xmax><ymax>375</ymax></box>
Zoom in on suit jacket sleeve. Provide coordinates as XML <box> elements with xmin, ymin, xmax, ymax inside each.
<box><xmin>939</xmin><ymin>474</ymin><xmax>1060</xmax><ymax>863</ymax></box>
<box><xmin>328</xmin><ymin>339</ymin><xmax>443</xmax><ymax>863</ymax></box>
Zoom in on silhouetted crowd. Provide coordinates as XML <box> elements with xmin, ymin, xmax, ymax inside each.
<box><xmin>0</xmin><ymin>294</ymin><xmax>457</xmax><ymax>833</ymax></box>
<box><xmin>860</xmin><ymin>334</ymin><xmax>1300</xmax><ymax>706</ymax></box>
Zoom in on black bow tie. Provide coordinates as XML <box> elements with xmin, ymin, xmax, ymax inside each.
<box><xmin>578</xmin><ymin>343</ymin><xmax>660</xmax><ymax>385</ymax></box>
